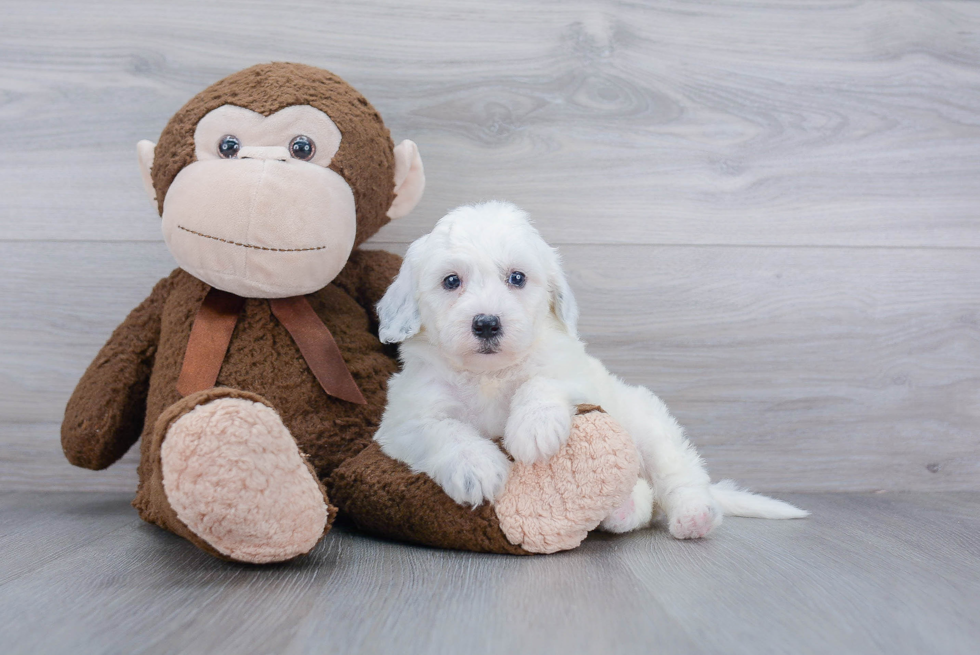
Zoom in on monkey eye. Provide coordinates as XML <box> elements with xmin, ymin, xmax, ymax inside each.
<box><xmin>217</xmin><ymin>135</ymin><xmax>240</xmax><ymax>159</ymax></box>
<box><xmin>442</xmin><ymin>274</ymin><xmax>461</xmax><ymax>291</ymax></box>
<box><xmin>289</xmin><ymin>135</ymin><xmax>316</xmax><ymax>161</ymax></box>
<box><xmin>508</xmin><ymin>271</ymin><xmax>527</xmax><ymax>288</ymax></box>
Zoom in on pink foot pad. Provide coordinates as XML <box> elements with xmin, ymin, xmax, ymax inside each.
<box><xmin>161</xmin><ymin>398</ymin><xmax>329</xmax><ymax>563</ymax></box>
<box><xmin>667</xmin><ymin>488</ymin><xmax>722</xmax><ymax>540</ymax></box>
<box><xmin>495</xmin><ymin>409</ymin><xmax>640</xmax><ymax>554</ymax></box>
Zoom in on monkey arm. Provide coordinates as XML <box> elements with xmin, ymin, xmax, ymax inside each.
<box><xmin>332</xmin><ymin>248</ymin><xmax>403</xmax><ymax>336</ymax></box>
<box><xmin>61</xmin><ymin>275</ymin><xmax>171</xmax><ymax>470</ymax></box>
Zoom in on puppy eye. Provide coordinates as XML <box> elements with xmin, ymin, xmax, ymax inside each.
<box><xmin>508</xmin><ymin>271</ymin><xmax>527</xmax><ymax>288</ymax></box>
<box><xmin>289</xmin><ymin>135</ymin><xmax>316</xmax><ymax>161</ymax></box>
<box><xmin>218</xmin><ymin>135</ymin><xmax>240</xmax><ymax>159</ymax></box>
<box><xmin>442</xmin><ymin>274</ymin><xmax>461</xmax><ymax>291</ymax></box>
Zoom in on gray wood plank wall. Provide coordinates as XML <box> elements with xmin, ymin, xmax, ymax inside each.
<box><xmin>1</xmin><ymin>0</ymin><xmax>977</xmax><ymax>492</ymax></box>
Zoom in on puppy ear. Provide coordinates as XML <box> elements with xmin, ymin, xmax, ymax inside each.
<box><xmin>377</xmin><ymin>240</ymin><xmax>424</xmax><ymax>343</ymax></box>
<box><xmin>548</xmin><ymin>250</ymin><xmax>580</xmax><ymax>338</ymax></box>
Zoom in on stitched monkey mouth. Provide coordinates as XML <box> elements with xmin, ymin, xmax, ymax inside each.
<box><xmin>177</xmin><ymin>225</ymin><xmax>328</xmax><ymax>252</ymax></box>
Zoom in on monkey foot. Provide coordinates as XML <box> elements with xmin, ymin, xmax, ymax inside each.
<box><xmin>495</xmin><ymin>406</ymin><xmax>641</xmax><ymax>554</ymax></box>
<box><xmin>160</xmin><ymin>396</ymin><xmax>330</xmax><ymax>563</ymax></box>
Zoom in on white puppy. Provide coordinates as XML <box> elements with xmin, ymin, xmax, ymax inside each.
<box><xmin>374</xmin><ymin>201</ymin><xmax>807</xmax><ymax>539</ymax></box>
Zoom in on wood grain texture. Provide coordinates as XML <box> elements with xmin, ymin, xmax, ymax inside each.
<box><xmin>0</xmin><ymin>491</ymin><xmax>978</xmax><ymax>655</ymax></box>
<box><xmin>2</xmin><ymin>241</ymin><xmax>977</xmax><ymax>492</ymax></box>
<box><xmin>1</xmin><ymin>0</ymin><xmax>980</xmax><ymax>246</ymax></box>
<box><xmin>1</xmin><ymin>0</ymin><xmax>978</xmax><ymax>493</ymax></box>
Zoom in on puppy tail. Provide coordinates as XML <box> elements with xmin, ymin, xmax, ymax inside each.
<box><xmin>710</xmin><ymin>480</ymin><xmax>810</xmax><ymax>519</ymax></box>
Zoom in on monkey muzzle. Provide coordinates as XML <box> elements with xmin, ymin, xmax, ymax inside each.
<box><xmin>161</xmin><ymin>157</ymin><xmax>357</xmax><ymax>298</ymax></box>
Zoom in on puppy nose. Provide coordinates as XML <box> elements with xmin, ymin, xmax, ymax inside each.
<box><xmin>471</xmin><ymin>314</ymin><xmax>502</xmax><ymax>340</ymax></box>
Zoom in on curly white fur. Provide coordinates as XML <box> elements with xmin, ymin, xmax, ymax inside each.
<box><xmin>375</xmin><ymin>201</ymin><xmax>807</xmax><ymax>539</ymax></box>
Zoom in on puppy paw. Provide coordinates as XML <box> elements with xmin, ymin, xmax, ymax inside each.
<box><xmin>504</xmin><ymin>400</ymin><xmax>574</xmax><ymax>464</ymax></box>
<box><xmin>666</xmin><ymin>487</ymin><xmax>722</xmax><ymax>540</ymax></box>
<box><xmin>432</xmin><ymin>441</ymin><xmax>511</xmax><ymax>507</ymax></box>
<box><xmin>599</xmin><ymin>479</ymin><xmax>656</xmax><ymax>534</ymax></box>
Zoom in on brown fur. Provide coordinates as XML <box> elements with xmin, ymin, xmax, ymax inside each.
<box><xmin>331</xmin><ymin>442</ymin><xmax>529</xmax><ymax>555</ymax></box>
<box><xmin>150</xmin><ymin>63</ymin><xmax>395</xmax><ymax>248</ymax></box>
<box><xmin>61</xmin><ymin>64</ymin><xmax>534</xmax><ymax>561</ymax></box>
<box><xmin>62</xmin><ymin>250</ymin><xmax>400</xmax><ymax>542</ymax></box>
<box><xmin>131</xmin><ymin>263</ymin><xmax>397</xmax><ymax>523</ymax></box>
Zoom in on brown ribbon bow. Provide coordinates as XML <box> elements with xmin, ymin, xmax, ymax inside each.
<box><xmin>176</xmin><ymin>288</ymin><xmax>367</xmax><ymax>405</ymax></box>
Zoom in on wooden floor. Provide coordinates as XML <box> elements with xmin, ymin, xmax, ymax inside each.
<box><xmin>1</xmin><ymin>491</ymin><xmax>978</xmax><ymax>655</ymax></box>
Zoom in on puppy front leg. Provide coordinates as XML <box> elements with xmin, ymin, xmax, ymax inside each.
<box><xmin>504</xmin><ymin>377</ymin><xmax>576</xmax><ymax>464</ymax></box>
<box><xmin>377</xmin><ymin>417</ymin><xmax>511</xmax><ymax>507</ymax></box>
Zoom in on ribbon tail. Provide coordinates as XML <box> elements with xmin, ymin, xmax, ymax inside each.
<box><xmin>269</xmin><ymin>296</ymin><xmax>368</xmax><ymax>405</ymax></box>
<box><xmin>176</xmin><ymin>288</ymin><xmax>245</xmax><ymax>396</ymax></box>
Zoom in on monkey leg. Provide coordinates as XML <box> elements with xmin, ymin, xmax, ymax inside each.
<box><xmin>329</xmin><ymin>406</ymin><xmax>638</xmax><ymax>554</ymax></box>
<box><xmin>139</xmin><ymin>388</ymin><xmax>334</xmax><ymax>563</ymax></box>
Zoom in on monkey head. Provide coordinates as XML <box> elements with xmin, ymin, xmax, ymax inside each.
<box><xmin>136</xmin><ymin>63</ymin><xmax>424</xmax><ymax>298</ymax></box>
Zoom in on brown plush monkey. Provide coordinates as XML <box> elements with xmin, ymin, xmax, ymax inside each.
<box><xmin>62</xmin><ymin>63</ymin><xmax>639</xmax><ymax>563</ymax></box>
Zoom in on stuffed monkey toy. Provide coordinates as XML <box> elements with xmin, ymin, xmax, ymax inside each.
<box><xmin>61</xmin><ymin>63</ymin><xmax>639</xmax><ymax>563</ymax></box>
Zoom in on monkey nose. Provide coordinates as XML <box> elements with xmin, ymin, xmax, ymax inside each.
<box><xmin>238</xmin><ymin>146</ymin><xmax>291</xmax><ymax>162</ymax></box>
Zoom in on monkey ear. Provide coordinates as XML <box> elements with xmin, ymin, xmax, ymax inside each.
<box><xmin>376</xmin><ymin>237</ymin><xmax>425</xmax><ymax>343</ymax></box>
<box><xmin>136</xmin><ymin>140</ymin><xmax>158</xmax><ymax>206</ymax></box>
<box><xmin>386</xmin><ymin>140</ymin><xmax>425</xmax><ymax>220</ymax></box>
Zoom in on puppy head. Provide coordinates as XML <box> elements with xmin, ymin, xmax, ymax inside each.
<box><xmin>378</xmin><ymin>201</ymin><xmax>578</xmax><ymax>372</ymax></box>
